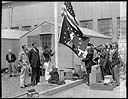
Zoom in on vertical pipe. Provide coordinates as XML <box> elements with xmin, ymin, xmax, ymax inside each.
<box><xmin>54</xmin><ymin>2</ymin><xmax>58</xmax><ymax>68</ymax></box>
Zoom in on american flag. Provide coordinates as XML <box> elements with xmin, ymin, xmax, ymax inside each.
<box><xmin>61</xmin><ymin>1</ymin><xmax>79</xmax><ymax>30</ymax></box>
<box><xmin>59</xmin><ymin>16</ymin><xmax>90</xmax><ymax>58</ymax></box>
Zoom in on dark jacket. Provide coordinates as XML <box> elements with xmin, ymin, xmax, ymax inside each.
<box><xmin>82</xmin><ymin>49</ymin><xmax>95</xmax><ymax>68</ymax></box>
<box><xmin>6</xmin><ymin>52</ymin><xmax>16</xmax><ymax>63</ymax></box>
<box><xmin>28</xmin><ymin>48</ymin><xmax>41</xmax><ymax>68</ymax></box>
<box><xmin>99</xmin><ymin>50</ymin><xmax>109</xmax><ymax>68</ymax></box>
<box><xmin>43</xmin><ymin>50</ymin><xmax>54</xmax><ymax>62</ymax></box>
<box><xmin>112</xmin><ymin>49</ymin><xmax>120</xmax><ymax>67</ymax></box>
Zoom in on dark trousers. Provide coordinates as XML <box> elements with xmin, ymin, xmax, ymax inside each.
<box><xmin>100</xmin><ymin>66</ymin><xmax>105</xmax><ymax>80</ymax></box>
<box><xmin>86</xmin><ymin>68</ymin><xmax>91</xmax><ymax>83</ymax></box>
<box><xmin>31</xmin><ymin>67</ymin><xmax>40</xmax><ymax>85</ymax></box>
<box><xmin>112</xmin><ymin>65</ymin><xmax>120</xmax><ymax>85</ymax></box>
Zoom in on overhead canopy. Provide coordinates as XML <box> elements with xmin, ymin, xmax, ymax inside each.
<box><xmin>79</xmin><ymin>27</ymin><xmax>112</xmax><ymax>39</ymax></box>
<box><xmin>2</xmin><ymin>29</ymin><xmax>28</xmax><ymax>39</ymax></box>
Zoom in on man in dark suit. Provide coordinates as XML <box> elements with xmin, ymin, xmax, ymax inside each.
<box><xmin>82</xmin><ymin>45</ymin><xmax>96</xmax><ymax>85</ymax></box>
<box><xmin>28</xmin><ymin>42</ymin><xmax>41</xmax><ymax>86</ymax></box>
<box><xmin>99</xmin><ymin>45</ymin><xmax>109</xmax><ymax>80</ymax></box>
<box><xmin>111</xmin><ymin>43</ymin><xmax>120</xmax><ymax>86</ymax></box>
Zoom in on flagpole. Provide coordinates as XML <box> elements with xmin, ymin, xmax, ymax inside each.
<box><xmin>54</xmin><ymin>2</ymin><xmax>58</xmax><ymax>68</ymax></box>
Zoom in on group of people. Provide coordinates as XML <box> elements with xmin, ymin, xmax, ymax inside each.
<box><xmin>6</xmin><ymin>42</ymin><xmax>55</xmax><ymax>88</ymax></box>
<box><xmin>81</xmin><ymin>42</ymin><xmax>121</xmax><ymax>86</ymax></box>
<box><xmin>6</xmin><ymin>41</ymin><xmax>121</xmax><ymax>88</ymax></box>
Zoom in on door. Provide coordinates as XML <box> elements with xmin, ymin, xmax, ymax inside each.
<box><xmin>40</xmin><ymin>34</ymin><xmax>52</xmax><ymax>49</ymax></box>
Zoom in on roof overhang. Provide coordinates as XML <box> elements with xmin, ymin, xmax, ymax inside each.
<box><xmin>79</xmin><ymin>27</ymin><xmax>112</xmax><ymax>39</ymax></box>
<box><xmin>2</xmin><ymin>29</ymin><xmax>28</xmax><ymax>39</ymax></box>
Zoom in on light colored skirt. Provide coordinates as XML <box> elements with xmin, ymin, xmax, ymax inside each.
<box><xmin>44</xmin><ymin>62</ymin><xmax>50</xmax><ymax>81</ymax></box>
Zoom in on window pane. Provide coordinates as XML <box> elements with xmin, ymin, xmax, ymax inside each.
<box><xmin>22</xmin><ymin>26</ymin><xmax>31</xmax><ymax>31</ymax></box>
<box><xmin>98</xmin><ymin>18</ymin><xmax>112</xmax><ymax>37</ymax></box>
<box><xmin>40</xmin><ymin>34</ymin><xmax>52</xmax><ymax>48</ymax></box>
<box><xmin>80</xmin><ymin>20</ymin><xmax>93</xmax><ymax>29</ymax></box>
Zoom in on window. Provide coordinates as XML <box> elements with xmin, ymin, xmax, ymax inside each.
<box><xmin>40</xmin><ymin>34</ymin><xmax>52</xmax><ymax>49</ymax></box>
<box><xmin>11</xmin><ymin>26</ymin><xmax>19</xmax><ymax>30</ymax></box>
<box><xmin>22</xmin><ymin>26</ymin><xmax>31</xmax><ymax>31</ymax></box>
<box><xmin>98</xmin><ymin>18</ymin><xmax>113</xmax><ymax>37</ymax></box>
<box><xmin>79</xmin><ymin>20</ymin><xmax>93</xmax><ymax>29</ymax></box>
<box><xmin>120</xmin><ymin>19</ymin><xmax>126</xmax><ymax>37</ymax></box>
<box><xmin>27</xmin><ymin>35</ymin><xmax>40</xmax><ymax>47</ymax></box>
<box><xmin>117</xmin><ymin>17</ymin><xmax>120</xmax><ymax>39</ymax></box>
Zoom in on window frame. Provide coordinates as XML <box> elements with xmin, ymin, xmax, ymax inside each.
<box><xmin>10</xmin><ymin>26</ymin><xmax>19</xmax><ymax>30</ymax></box>
<box><xmin>22</xmin><ymin>25</ymin><xmax>31</xmax><ymax>31</ymax></box>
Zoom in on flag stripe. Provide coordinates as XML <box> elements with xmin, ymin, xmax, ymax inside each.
<box><xmin>62</xmin><ymin>4</ymin><xmax>78</xmax><ymax>30</ymax></box>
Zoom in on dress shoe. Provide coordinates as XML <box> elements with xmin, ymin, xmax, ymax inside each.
<box><xmin>31</xmin><ymin>84</ymin><xmax>35</xmax><ymax>87</ymax></box>
<box><xmin>9</xmin><ymin>75</ymin><xmax>12</xmax><ymax>77</ymax></box>
<box><xmin>20</xmin><ymin>86</ymin><xmax>25</xmax><ymax>88</ymax></box>
<box><xmin>13</xmin><ymin>75</ymin><xmax>17</xmax><ymax>77</ymax></box>
<box><xmin>24</xmin><ymin>85</ymin><xmax>28</xmax><ymax>87</ymax></box>
<box><xmin>86</xmin><ymin>82</ymin><xmax>89</xmax><ymax>86</ymax></box>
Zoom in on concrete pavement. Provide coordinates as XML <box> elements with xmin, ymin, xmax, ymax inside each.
<box><xmin>39</xmin><ymin>79</ymin><xmax>126</xmax><ymax>98</ymax></box>
<box><xmin>2</xmin><ymin>74</ymin><xmax>58</xmax><ymax>98</ymax></box>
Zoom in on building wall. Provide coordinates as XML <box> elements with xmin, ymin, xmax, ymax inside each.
<box><xmin>2</xmin><ymin>2</ymin><xmax>120</xmax><ymax>69</ymax></box>
<box><xmin>118</xmin><ymin>2</ymin><xmax>126</xmax><ymax>65</ymax></box>
<box><xmin>2</xmin><ymin>2</ymin><xmax>120</xmax><ymax>42</ymax></box>
<box><xmin>2</xmin><ymin>2</ymin><xmax>54</xmax><ymax>29</ymax></box>
<box><xmin>20</xmin><ymin>22</ymin><xmax>55</xmax><ymax>52</ymax></box>
<box><xmin>1</xmin><ymin>39</ymin><xmax>20</xmax><ymax>68</ymax></box>
<box><xmin>118</xmin><ymin>16</ymin><xmax>126</xmax><ymax>65</ymax></box>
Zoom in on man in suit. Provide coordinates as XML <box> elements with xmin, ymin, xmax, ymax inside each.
<box><xmin>111</xmin><ymin>43</ymin><xmax>120</xmax><ymax>86</ymax></box>
<box><xmin>28</xmin><ymin>42</ymin><xmax>41</xmax><ymax>86</ymax></box>
<box><xmin>99</xmin><ymin>45</ymin><xmax>109</xmax><ymax>80</ymax></box>
<box><xmin>82</xmin><ymin>45</ymin><xmax>96</xmax><ymax>86</ymax></box>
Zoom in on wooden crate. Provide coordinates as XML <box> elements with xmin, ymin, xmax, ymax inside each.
<box><xmin>90</xmin><ymin>82</ymin><xmax>116</xmax><ymax>91</ymax></box>
<box><xmin>90</xmin><ymin>65</ymin><xmax>102</xmax><ymax>83</ymax></box>
<box><xmin>64</xmin><ymin>71</ymin><xmax>73</xmax><ymax>80</ymax></box>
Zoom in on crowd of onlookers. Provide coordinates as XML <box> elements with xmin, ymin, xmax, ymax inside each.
<box><xmin>5</xmin><ymin>41</ymin><xmax>125</xmax><ymax>88</ymax></box>
<box><xmin>5</xmin><ymin>42</ymin><xmax>55</xmax><ymax>88</ymax></box>
<box><xmin>81</xmin><ymin>42</ymin><xmax>124</xmax><ymax>86</ymax></box>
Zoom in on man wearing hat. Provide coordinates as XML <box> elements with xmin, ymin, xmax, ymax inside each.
<box><xmin>6</xmin><ymin>49</ymin><xmax>17</xmax><ymax>77</ymax></box>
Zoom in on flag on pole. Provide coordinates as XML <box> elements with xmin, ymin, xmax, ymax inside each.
<box><xmin>61</xmin><ymin>1</ymin><xmax>79</xmax><ymax>31</ymax></box>
<box><xmin>60</xmin><ymin>2</ymin><xmax>90</xmax><ymax>58</ymax></box>
<box><xmin>59</xmin><ymin>16</ymin><xmax>90</xmax><ymax>58</ymax></box>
